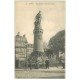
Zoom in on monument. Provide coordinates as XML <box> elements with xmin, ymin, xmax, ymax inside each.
<box><xmin>30</xmin><ymin>11</ymin><xmax>45</xmax><ymax>68</ymax></box>
<box><xmin>33</xmin><ymin>11</ymin><xmax>44</xmax><ymax>52</ymax></box>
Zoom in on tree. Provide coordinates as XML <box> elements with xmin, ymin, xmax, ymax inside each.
<box><xmin>48</xmin><ymin>30</ymin><xmax>65</xmax><ymax>54</ymax></box>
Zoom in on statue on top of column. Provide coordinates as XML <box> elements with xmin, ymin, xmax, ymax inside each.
<box><xmin>34</xmin><ymin>11</ymin><xmax>42</xmax><ymax>26</ymax></box>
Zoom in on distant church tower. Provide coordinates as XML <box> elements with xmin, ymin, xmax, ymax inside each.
<box><xmin>31</xmin><ymin>11</ymin><xmax>45</xmax><ymax>63</ymax></box>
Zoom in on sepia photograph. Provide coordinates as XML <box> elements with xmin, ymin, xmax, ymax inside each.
<box><xmin>15</xmin><ymin>0</ymin><xmax>65</xmax><ymax>79</ymax></box>
<box><xmin>1</xmin><ymin>0</ymin><xmax>80</xmax><ymax>80</ymax></box>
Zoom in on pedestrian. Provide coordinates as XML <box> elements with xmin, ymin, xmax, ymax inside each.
<box><xmin>35</xmin><ymin>60</ymin><xmax>39</xmax><ymax>69</ymax></box>
<box><xmin>29</xmin><ymin>60</ymin><xmax>32</xmax><ymax>70</ymax></box>
<box><xmin>61</xmin><ymin>59</ymin><xmax>65</xmax><ymax>69</ymax></box>
<box><xmin>45</xmin><ymin>59</ymin><xmax>49</xmax><ymax>69</ymax></box>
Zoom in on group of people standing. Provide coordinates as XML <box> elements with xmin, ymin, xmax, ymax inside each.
<box><xmin>28</xmin><ymin>59</ymin><xmax>50</xmax><ymax>70</ymax></box>
<box><xmin>27</xmin><ymin>58</ymin><xmax>65</xmax><ymax>70</ymax></box>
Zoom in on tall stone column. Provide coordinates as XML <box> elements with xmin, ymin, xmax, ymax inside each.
<box><xmin>31</xmin><ymin>11</ymin><xmax>45</xmax><ymax>67</ymax></box>
<box><xmin>33</xmin><ymin>11</ymin><xmax>44</xmax><ymax>52</ymax></box>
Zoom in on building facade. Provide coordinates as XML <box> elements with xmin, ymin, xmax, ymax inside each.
<box><xmin>26</xmin><ymin>43</ymin><xmax>33</xmax><ymax>59</ymax></box>
<box><xmin>15</xmin><ymin>32</ymin><xmax>33</xmax><ymax>68</ymax></box>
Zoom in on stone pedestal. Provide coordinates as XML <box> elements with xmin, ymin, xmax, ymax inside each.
<box><xmin>30</xmin><ymin>51</ymin><xmax>45</xmax><ymax>68</ymax></box>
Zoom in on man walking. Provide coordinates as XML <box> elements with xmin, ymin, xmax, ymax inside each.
<box><xmin>45</xmin><ymin>59</ymin><xmax>49</xmax><ymax>69</ymax></box>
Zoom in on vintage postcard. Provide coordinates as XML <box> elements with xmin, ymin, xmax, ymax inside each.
<box><xmin>15</xmin><ymin>0</ymin><xmax>65</xmax><ymax>79</ymax></box>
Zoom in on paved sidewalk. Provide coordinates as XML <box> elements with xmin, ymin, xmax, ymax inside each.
<box><xmin>15</xmin><ymin>67</ymin><xmax>65</xmax><ymax>71</ymax></box>
<box><xmin>15</xmin><ymin>67</ymin><xmax>65</xmax><ymax>78</ymax></box>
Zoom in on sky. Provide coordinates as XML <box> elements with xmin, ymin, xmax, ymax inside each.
<box><xmin>15</xmin><ymin>1</ymin><xmax>65</xmax><ymax>44</ymax></box>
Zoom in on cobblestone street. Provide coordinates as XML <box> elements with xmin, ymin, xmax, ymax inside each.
<box><xmin>15</xmin><ymin>67</ymin><xmax>65</xmax><ymax>79</ymax></box>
